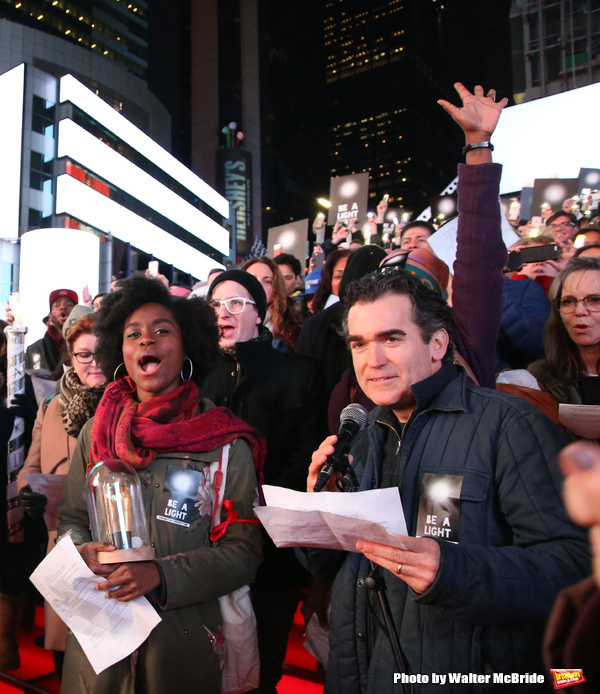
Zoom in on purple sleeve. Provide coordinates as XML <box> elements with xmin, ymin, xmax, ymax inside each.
<box><xmin>452</xmin><ymin>163</ymin><xmax>506</xmax><ymax>390</ymax></box>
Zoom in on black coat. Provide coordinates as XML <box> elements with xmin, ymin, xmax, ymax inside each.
<box><xmin>200</xmin><ymin>329</ymin><xmax>328</xmax><ymax>587</ymax></box>
<box><xmin>201</xmin><ymin>329</ymin><xmax>328</xmax><ymax>492</ymax></box>
<box><xmin>296</xmin><ymin>302</ymin><xmax>350</xmax><ymax>400</ymax></box>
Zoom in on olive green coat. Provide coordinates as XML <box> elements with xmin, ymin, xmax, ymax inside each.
<box><xmin>57</xmin><ymin>402</ymin><xmax>263</xmax><ymax>694</ymax></box>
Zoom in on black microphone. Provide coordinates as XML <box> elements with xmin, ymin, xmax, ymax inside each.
<box><xmin>313</xmin><ymin>403</ymin><xmax>368</xmax><ymax>492</ymax></box>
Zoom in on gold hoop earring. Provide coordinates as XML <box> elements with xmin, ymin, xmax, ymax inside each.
<box><xmin>181</xmin><ymin>357</ymin><xmax>193</xmax><ymax>382</ymax></box>
<box><xmin>114</xmin><ymin>362</ymin><xmax>126</xmax><ymax>381</ymax></box>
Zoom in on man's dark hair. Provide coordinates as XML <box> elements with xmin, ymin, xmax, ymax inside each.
<box><xmin>546</xmin><ymin>210</ymin><xmax>577</xmax><ymax>227</ymax></box>
<box><xmin>94</xmin><ymin>275</ymin><xmax>218</xmax><ymax>387</ymax></box>
<box><xmin>400</xmin><ymin>220</ymin><xmax>436</xmax><ymax>241</ymax></box>
<box><xmin>273</xmin><ymin>253</ymin><xmax>302</xmax><ymax>277</ymax></box>
<box><xmin>341</xmin><ymin>269</ymin><xmax>454</xmax><ymax>360</ymax></box>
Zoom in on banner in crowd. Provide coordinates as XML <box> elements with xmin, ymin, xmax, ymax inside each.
<box><xmin>530</xmin><ymin>178</ymin><xmax>579</xmax><ymax>221</ymax></box>
<box><xmin>267</xmin><ymin>219</ymin><xmax>309</xmax><ymax>265</ymax></box>
<box><xmin>327</xmin><ymin>172</ymin><xmax>369</xmax><ymax>227</ymax></box>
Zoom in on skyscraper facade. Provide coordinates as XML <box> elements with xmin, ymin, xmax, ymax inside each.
<box><xmin>321</xmin><ymin>0</ymin><xmax>459</xmax><ymax>216</ymax></box>
<box><xmin>0</xmin><ymin>0</ymin><xmax>148</xmax><ymax>79</ymax></box>
<box><xmin>0</xmin><ymin>0</ymin><xmax>230</xmax><ymax>315</ymax></box>
<box><xmin>510</xmin><ymin>0</ymin><xmax>600</xmax><ymax>102</ymax></box>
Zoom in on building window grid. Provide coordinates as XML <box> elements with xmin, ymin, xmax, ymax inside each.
<box><xmin>0</xmin><ymin>0</ymin><xmax>147</xmax><ymax>77</ymax></box>
<box><xmin>521</xmin><ymin>0</ymin><xmax>600</xmax><ymax>90</ymax></box>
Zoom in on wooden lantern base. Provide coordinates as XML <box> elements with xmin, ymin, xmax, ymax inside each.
<box><xmin>97</xmin><ymin>546</ymin><xmax>156</xmax><ymax>564</ymax></box>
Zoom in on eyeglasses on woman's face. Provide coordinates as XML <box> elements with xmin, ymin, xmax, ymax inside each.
<box><xmin>209</xmin><ymin>297</ymin><xmax>256</xmax><ymax>315</ymax></box>
<box><xmin>72</xmin><ymin>350</ymin><xmax>98</xmax><ymax>364</ymax></box>
<box><xmin>557</xmin><ymin>294</ymin><xmax>600</xmax><ymax>313</ymax></box>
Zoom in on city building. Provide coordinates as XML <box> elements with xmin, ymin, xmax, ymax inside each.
<box><xmin>0</xmin><ymin>9</ymin><xmax>230</xmax><ymax>338</ymax></box>
<box><xmin>321</xmin><ymin>0</ymin><xmax>460</xmax><ymax>217</ymax></box>
<box><xmin>510</xmin><ymin>0</ymin><xmax>600</xmax><ymax>102</ymax></box>
<box><xmin>0</xmin><ymin>0</ymin><xmax>149</xmax><ymax>79</ymax></box>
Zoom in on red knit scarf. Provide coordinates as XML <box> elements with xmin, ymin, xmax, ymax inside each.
<box><xmin>90</xmin><ymin>377</ymin><xmax>266</xmax><ymax>481</ymax></box>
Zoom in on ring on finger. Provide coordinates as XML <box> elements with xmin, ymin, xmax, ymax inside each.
<box><xmin>396</xmin><ymin>563</ymin><xmax>402</xmax><ymax>575</ymax></box>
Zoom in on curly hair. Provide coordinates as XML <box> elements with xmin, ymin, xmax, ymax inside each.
<box><xmin>241</xmin><ymin>257</ymin><xmax>302</xmax><ymax>351</ymax></box>
<box><xmin>94</xmin><ymin>276</ymin><xmax>219</xmax><ymax>387</ymax></box>
<box><xmin>542</xmin><ymin>256</ymin><xmax>600</xmax><ymax>382</ymax></box>
<box><xmin>312</xmin><ymin>248</ymin><xmax>351</xmax><ymax>314</ymax></box>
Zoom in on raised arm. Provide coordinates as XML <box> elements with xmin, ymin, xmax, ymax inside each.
<box><xmin>438</xmin><ymin>84</ymin><xmax>509</xmax><ymax>388</ymax></box>
<box><xmin>438</xmin><ymin>82</ymin><xmax>508</xmax><ymax>166</ymax></box>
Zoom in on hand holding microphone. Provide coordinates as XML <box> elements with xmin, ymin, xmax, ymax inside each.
<box><xmin>309</xmin><ymin>404</ymin><xmax>368</xmax><ymax>493</ymax></box>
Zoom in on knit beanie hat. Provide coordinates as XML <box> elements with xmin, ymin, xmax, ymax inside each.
<box><xmin>339</xmin><ymin>244</ymin><xmax>388</xmax><ymax>300</ymax></box>
<box><xmin>380</xmin><ymin>249</ymin><xmax>449</xmax><ymax>297</ymax></box>
<box><xmin>208</xmin><ymin>269</ymin><xmax>267</xmax><ymax>322</ymax></box>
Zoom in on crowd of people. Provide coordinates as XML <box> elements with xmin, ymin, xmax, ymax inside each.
<box><xmin>0</xmin><ymin>81</ymin><xmax>600</xmax><ymax>694</ymax></box>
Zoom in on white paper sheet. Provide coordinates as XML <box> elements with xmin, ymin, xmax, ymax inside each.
<box><xmin>23</xmin><ymin>472</ymin><xmax>66</xmax><ymax>532</ymax></box>
<box><xmin>30</xmin><ymin>535</ymin><xmax>161</xmax><ymax>674</ymax></box>
<box><xmin>254</xmin><ymin>485</ymin><xmax>408</xmax><ymax>552</ymax></box>
<box><xmin>559</xmin><ymin>404</ymin><xmax>600</xmax><ymax>439</ymax></box>
<box><xmin>428</xmin><ymin>205</ymin><xmax>519</xmax><ymax>270</ymax></box>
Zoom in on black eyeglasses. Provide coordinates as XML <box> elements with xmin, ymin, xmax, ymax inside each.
<box><xmin>72</xmin><ymin>351</ymin><xmax>98</xmax><ymax>364</ymax></box>
<box><xmin>557</xmin><ymin>294</ymin><xmax>600</xmax><ymax>313</ymax></box>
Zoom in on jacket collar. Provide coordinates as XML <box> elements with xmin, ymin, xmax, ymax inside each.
<box><xmin>411</xmin><ymin>362</ymin><xmax>466</xmax><ymax>414</ymax></box>
<box><xmin>372</xmin><ymin>362</ymin><xmax>467</xmax><ymax>430</ymax></box>
<box><xmin>221</xmin><ymin>325</ymin><xmax>273</xmax><ymax>361</ymax></box>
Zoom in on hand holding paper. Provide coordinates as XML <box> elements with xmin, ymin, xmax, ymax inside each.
<box><xmin>254</xmin><ymin>485</ymin><xmax>408</xmax><ymax>553</ymax></box>
<box><xmin>30</xmin><ymin>536</ymin><xmax>161</xmax><ymax>674</ymax></box>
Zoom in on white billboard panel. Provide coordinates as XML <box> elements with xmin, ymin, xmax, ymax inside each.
<box><xmin>494</xmin><ymin>83</ymin><xmax>600</xmax><ymax>195</ymax></box>
<box><xmin>59</xmin><ymin>74</ymin><xmax>229</xmax><ymax>218</ymax></box>
<box><xmin>57</xmin><ymin>119</ymin><xmax>229</xmax><ymax>254</ymax></box>
<box><xmin>55</xmin><ymin>175</ymin><xmax>220</xmax><ymax>280</ymax></box>
<box><xmin>19</xmin><ymin>228</ymin><xmax>100</xmax><ymax>345</ymax></box>
<box><xmin>0</xmin><ymin>64</ymin><xmax>25</xmax><ymax>241</ymax></box>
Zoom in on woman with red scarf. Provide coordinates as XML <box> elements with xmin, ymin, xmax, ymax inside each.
<box><xmin>57</xmin><ymin>276</ymin><xmax>265</xmax><ymax>694</ymax></box>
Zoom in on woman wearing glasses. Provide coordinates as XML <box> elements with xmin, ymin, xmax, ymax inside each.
<box><xmin>16</xmin><ymin>312</ymin><xmax>106</xmax><ymax>671</ymax></box>
<box><xmin>529</xmin><ymin>257</ymin><xmax>600</xmax><ymax>434</ymax></box>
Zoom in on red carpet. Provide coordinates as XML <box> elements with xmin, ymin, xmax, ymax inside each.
<box><xmin>0</xmin><ymin>604</ymin><xmax>324</xmax><ymax>694</ymax></box>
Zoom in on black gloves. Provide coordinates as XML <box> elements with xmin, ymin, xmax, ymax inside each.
<box><xmin>9</xmin><ymin>393</ymin><xmax>38</xmax><ymax>426</ymax></box>
<box><xmin>18</xmin><ymin>485</ymin><xmax>47</xmax><ymax>518</ymax></box>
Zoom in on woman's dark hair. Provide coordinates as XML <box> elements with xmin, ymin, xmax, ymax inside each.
<box><xmin>543</xmin><ymin>256</ymin><xmax>600</xmax><ymax>382</ymax></box>
<box><xmin>341</xmin><ymin>268</ymin><xmax>454</xmax><ymax>362</ymax></box>
<box><xmin>94</xmin><ymin>276</ymin><xmax>219</xmax><ymax>387</ymax></box>
<box><xmin>312</xmin><ymin>248</ymin><xmax>351</xmax><ymax>314</ymax></box>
